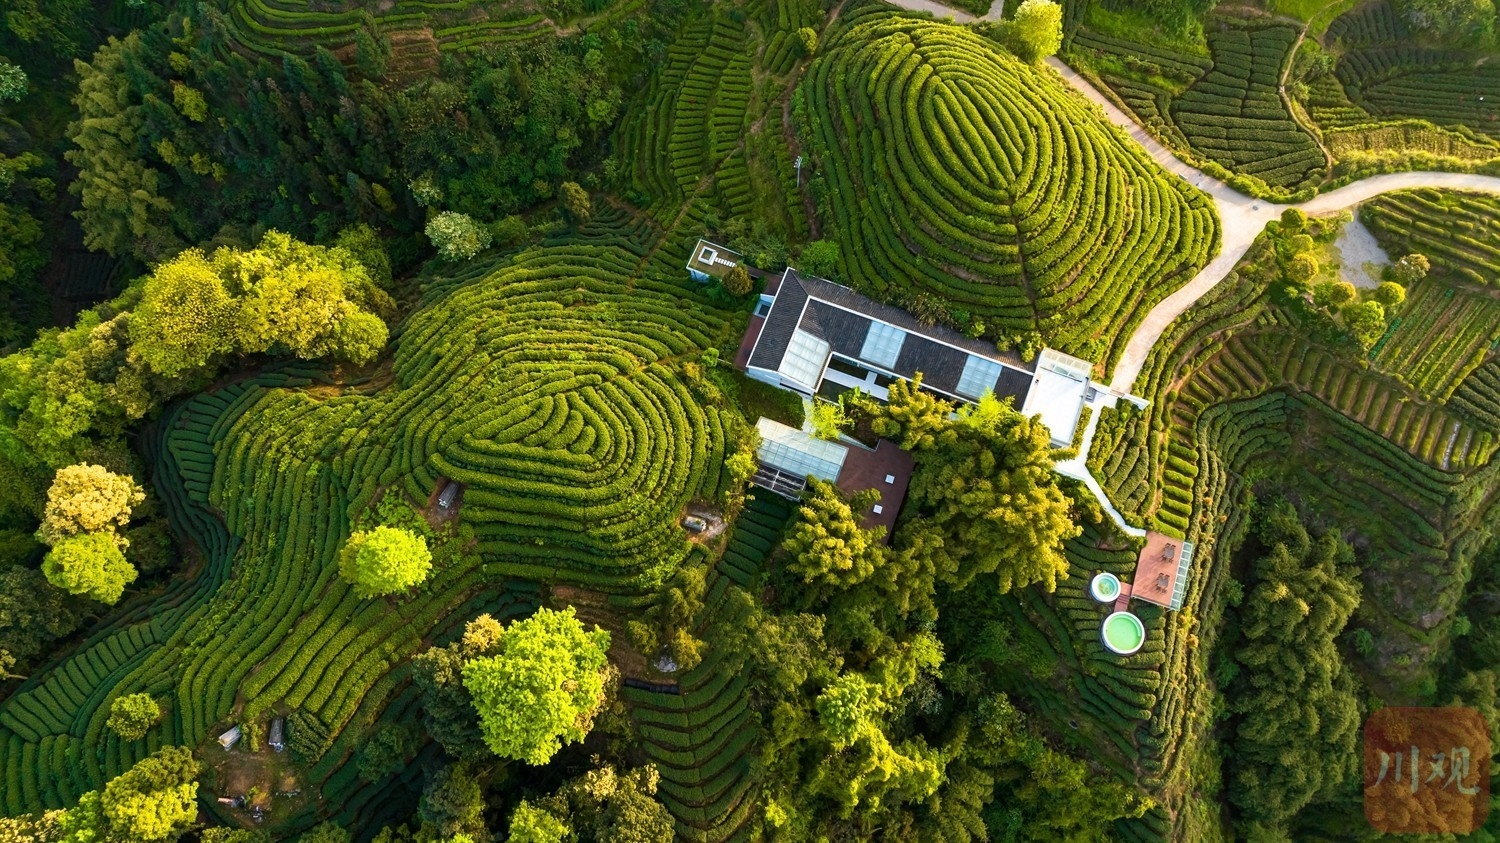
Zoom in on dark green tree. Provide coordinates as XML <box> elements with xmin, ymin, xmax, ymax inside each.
<box><xmin>1228</xmin><ymin>501</ymin><xmax>1362</xmax><ymax>835</ymax></box>
<box><xmin>894</xmin><ymin>390</ymin><xmax>1081</xmax><ymax>593</ymax></box>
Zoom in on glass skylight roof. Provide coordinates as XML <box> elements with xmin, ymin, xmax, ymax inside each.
<box><xmin>956</xmin><ymin>355</ymin><xmax>1002</xmax><ymax>398</ymax></box>
<box><xmin>859</xmin><ymin>321</ymin><xmax>906</xmax><ymax>369</ymax></box>
<box><xmin>778</xmin><ymin>329</ymin><xmax>830</xmax><ymax>390</ymax></box>
<box><xmin>756</xmin><ymin>418</ymin><xmax>848</xmax><ymax>481</ymax></box>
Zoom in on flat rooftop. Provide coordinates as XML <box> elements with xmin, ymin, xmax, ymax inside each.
<box><xmin>1022</xmin><ymin>365</ymin><xmax>1089</xmax><ymax>448</ymax></box>
<box><xmin>686</xmin><ymin>239</ymin><xmax>743</xmax><ymax>279</ymax></box>
<box><xmin>836</xmin><ymin>438</ymin><xmax>914</xmax><ymax>538</ymax></box>
<box><xmin>1133</xmin><ymin>531</ymin><xmax>1194</xmax><ymax>611</ymax></box>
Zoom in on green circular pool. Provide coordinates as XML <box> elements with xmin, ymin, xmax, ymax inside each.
<box><xmin>1101</xmin><ymin>611</ymin><xmax>1145</xmax><ymax>655</ymax></box>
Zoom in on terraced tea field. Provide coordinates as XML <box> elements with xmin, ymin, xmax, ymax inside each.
<box><xmin>1171</xmin><ymin>21</ymin><xmax>1325</xmax><ymax>190</ymax></box>
<box><xmin>800</xmin><ymin>9</ymin><xmax>1219</xmax><ymax>370</ymax></box>
<box><xmin>0</xmin><ymin>218</ymin><xmax>743</xmax><ymax>819</ymax></box>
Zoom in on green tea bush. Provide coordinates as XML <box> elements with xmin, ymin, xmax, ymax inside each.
<box><xmin>798</xmin><ymin>11</ymin><xmax>1217</xmax><ymax>372</ymax></box>
<box><xmin>1170</xmin><ymin>21</ymin><xmax>1325</xmax><ymax>190</ymax></box>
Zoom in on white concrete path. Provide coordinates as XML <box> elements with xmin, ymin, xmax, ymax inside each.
<box><xmin>1047</xmin><ymin>57</ymin><xmax>1500</xmax><ymax>393</ymax></box>
<box><xmin>883</xmin><ymin>0</ymin><xmax>1004</xmax><ymax>23</ymax></box>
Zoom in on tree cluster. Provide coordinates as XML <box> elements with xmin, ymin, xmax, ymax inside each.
<box><xmin>506</xmin><ymin>763</ymin><xmax>675</xmax><ymax>843</ymax></box>
<box><xmin>875</xmin><ymin>380</ymin><xmax>1082</xmax><ymax>595</ymax></box>
<box><xmin>55</xmin><ymin>746</ymin><xmax>200</xmax><ymax>843</ymax></box>
<box><xmin>35</xmin><ymin>464</ymin><xmax>143</xmax><ymax>605</ymax></box>
<box><xmin>463</xmin><ymin>607</ymin><xmax>613</xmax><ymax>765</ymax></box>
<box><xmin>742</xmin><ymin>464</ymin><xmax>1136</xmax><ymax>840</ymax></box>
<box><xmin>0</xmin><ymin>229</ymin><xmax>390</xmax><ymax>473</ymax></box>
<box><xmin>415</xmin><ymin>608</ymin><xmax>613</xmax><ymax>766</ymax></box>
<box><xmin>1226</xmin><ymin>500</ymin><xmax>1362</xmax><ymax>837</ymax></box>
<box><xmin>60</xmin><ymin>3</ymin><xmax>677</xmax><ymax>266</ymax></box>
<box><xmin>1272</xmin><ymin>210</ymin><xmax>1407</xmax><ymax>352</ymax></box>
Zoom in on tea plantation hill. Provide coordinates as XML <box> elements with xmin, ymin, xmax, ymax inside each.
<box><xmin>0</xmin><ymin>215</ymin><xmax>752</xmax><ymax>831</ymax></box>
<box><xmin>799</xmin><ymin>9</ymin><xmax>1220</xmax><ymax>372</ymax></box>
<box><xmin>1065</xmin><ymin>0</ymin><xmax>1500</xmax><ymax>200</ymax></box>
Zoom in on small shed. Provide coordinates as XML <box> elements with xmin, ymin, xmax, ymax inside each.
<box><xmin>268</xmin><ymin>717</ymin><xmax>286</xmax><ymax>752</ymax></box>
<box><xmin>437</xmin><ymin>480</ymin><xmax>462</xmax><ymax>511</ymax></box>
<box><xmin>686</xmin><ymin>239</ymin><xmax>743</xmax><ymax>282</ymax></box>
<box><xmin>218</xmin><ymin>725</ymin><xmax>242</xmax><ymax>751</ymax></box>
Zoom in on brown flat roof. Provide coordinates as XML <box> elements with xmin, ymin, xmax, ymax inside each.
<box><xmin>836</xmin><ymin>439</ymin><xmax>914</xmax><ymax>541</ymax></box>
<box><xmin>1133</xmin><ymin>531</ymin><xmax>1191</xmax><ymax>610</ymax></box>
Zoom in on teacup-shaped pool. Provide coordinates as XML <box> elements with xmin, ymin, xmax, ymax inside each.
<box><xmin>1101</xmin><ymin>611</ymin><xmax>1145</xmax><ymax>655</ymax></box>
<box><xmin>1090</xmin><ymin>572</ymin><xmax>1121</xmax><ymax>603</ymax></box>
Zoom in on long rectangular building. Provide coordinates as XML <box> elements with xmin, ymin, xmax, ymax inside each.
<box><xmin>741</xmin><ymin>268</ymin><xmax>1099</xmax><ymax>447</ymax></box>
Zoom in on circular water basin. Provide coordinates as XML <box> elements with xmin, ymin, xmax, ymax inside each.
<box><xmin>1090</xmin><ymin>572</ymin><xmax>1121</xmax><ymax>603</ymax></box>
<box><xmin>1101</xmin><ymin>611</ymin><xmax>1145</xmax><ymax>656</ymax></box>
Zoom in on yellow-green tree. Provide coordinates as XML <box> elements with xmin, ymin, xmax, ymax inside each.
<box><xmin>337</xmin><ymin>526</ymin><xmax>432</xmax><ymax>599</ymax></box>
<box><xmin>559</xmin><ymin>182</ymin><xmax>591</xmax><ymax>227</ymax></box>
<box><xmin>106</xmin><ymin>693</ymin><xmax>162</xmax><ymax>741</ymax></box>
<box><xmin>871</xmin><ymin>376</ymin><xmax>949</xmax><ymax>451</ymax></box>
<box><xmin>217</xmin><ymin>231</ymin><xmax>391</xmax><ymax>362</ymax></box>
<box><xmin>129</xmin><ymin>249</ymin><xmax>237</xmax><ymax>379</ymax></box>
<box><xmin>511</xmin><ymin>764</ymin><xmax>673</xmax><ymax>843</ymax></box>
<box><xmin>42</xmin><ymin>532</ymin><xmax>136</xmax><ymax>604</ymax></box>
<box><xmin>509</xmin><ymin>801</ymin><xmax>568</xmax><ymax>843</ymax></box>
<box><xmin>897</xmin><ymin>391</ymin><xmax>1080</xmax><ymax>593</ymax></box>
<box><xmin>721</xmin><ymin>264</ymin><xmax>753</xmax><ymax>297</ymax></box>
<box><xmin>1009</xmin><ymin>0</ymin><xmax>1063</xmax><ymax>63</ymax></box>
<box><xmin>784</xmin><ymin>479</ymin><xmax>885</xmax><ymax>593</ymax></box>
<box><xmin>461</xmin><ymin>606</ymin><xmax>612</xmax><ymax>764</ymax></box>
<box><xmin>100</xmin><ymin>746</ymin><xmax>199</xmax><ymax>841</ymax></box>
<box><xmin>129</xmin><ymin>231</ymin><xmax>391</xmax><ymax>380</ymax></box>
<box><xmin>807</xmin><ymin>671</ymin><xmax>941</xmax><ymax>815</ymax></box>
<box><xmin>38</xmin><ymin>463</ymin><xmax>144</xmax><ymax>544</ymax></box>
<box><xmin>59</xmin><ymin>746</ymin><xmax>200</xmax><ymax>843</ymax></box>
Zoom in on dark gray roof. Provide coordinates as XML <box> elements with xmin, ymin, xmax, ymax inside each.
<box><xmin>799</xmin><ymin>301</ymin><xmax>871</xmax><ymax>358</ymax></box>
<box><xmin>747</xmin><ymin>274</ymin><xmax>809</xmax><ymax>371</ymax></box>
<box><xmin>746</xmin><ymin>269</ymin><xmax>1033</xmax><ymax>405</ymax></box>
<box><xmin>792</xmin><ymin>271</ymin><xmax>1024</xmax><ymax>363</ymax></box>
<box><xmin>995</xmin><ymin>366</ymin><xmax>1033</xmax><ymax>408</ymax></box>
<box><xmin>895</xmin><ymin>335</ymin><xmax>968</xmax><ymax>395</ymax></box>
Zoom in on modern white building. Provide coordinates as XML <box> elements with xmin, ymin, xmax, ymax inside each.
<box><xmin>740</xmin><ymin>267</ymin><xmax>1135</xmax><ymax>448</ymax></box>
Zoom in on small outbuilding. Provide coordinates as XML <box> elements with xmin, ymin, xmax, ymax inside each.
<box><xmin>437</xmin><ymin>480</ymin><xmax>462</xmax><ymax>511</ymax></box>
<box><xmin>268</xmin><ymin>717</ymin><xmax>286</xmax><ymax>752</ymax></box>
<box><xmin>218</xmin><ymin>725</ymin><xmax>242</xmax><ymax>751</ymax></box>
<box><xmin>685</xmin><ymin>239</ymin><xmax>743</xmax><ymax>282</ymax></box>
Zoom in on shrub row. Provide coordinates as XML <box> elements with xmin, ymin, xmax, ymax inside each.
<box><xmin>799</xmin><ymin>13</ymin><xmax>1217</xmax><ymax>371</ymax></box>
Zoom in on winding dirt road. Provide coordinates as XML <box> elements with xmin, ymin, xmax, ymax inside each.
<box><xmin>1051</xmin><ymin>57</ymin><xmax>1500</xmax><ymax>391</ymax></box>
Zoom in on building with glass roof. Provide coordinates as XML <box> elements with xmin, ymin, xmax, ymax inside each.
<box><xmin>755</xmin><ymin>418</ymin><xmax>848</xmax><ymax>482</ymax></box>
<box><xmin>740</xmin><ymin>268</ymin><xmax>1112</xmax><ymax>447</ymax></box>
